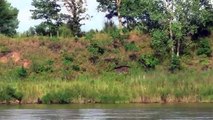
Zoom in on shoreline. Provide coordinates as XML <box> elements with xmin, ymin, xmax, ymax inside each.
<box><xmin>1</xmin><ymin>98</ymin><xmax>212</xmax><ymax>105</ymax></box>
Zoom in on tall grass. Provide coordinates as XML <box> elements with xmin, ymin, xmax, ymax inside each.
<box><xmin>0</xmin><ymin>69</ymin><xmax>212</xmax><ymax>104</ymax></box>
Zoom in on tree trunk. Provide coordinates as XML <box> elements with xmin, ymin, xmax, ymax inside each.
<box><xmin>118</xmin><ymin>11</ymin><xmax>122</xmax><ymax>29</ymax></box>
<box><xmin>169</xmin><ymin>20</ymin><xmax>174</xmax><ymax>58</ymax></box>
<box><xmin>177</xmin><ymin>39</ymin><xmax>180</xmax><ymax>57</ymax></box>
<box><xmin>116</xmin><ymin>0</ymin><xmax>122</xmax><ymax>29</ymax></box>
<box><xmin>169</xmin><ymin>0</ymin><xmax>175</xmax><ymax>58</ymax></box>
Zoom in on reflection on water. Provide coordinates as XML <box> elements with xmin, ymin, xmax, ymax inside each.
<box><xmin>0</xmin><ymin>104</ymin><xmax>212</xmax><ymax>120</ymax></box>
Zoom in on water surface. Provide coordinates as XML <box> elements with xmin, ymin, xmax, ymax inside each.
<box><xmin>0</xmin><ymin>104</ymin><xmax>212</xmax><ymax>120</ymax></box>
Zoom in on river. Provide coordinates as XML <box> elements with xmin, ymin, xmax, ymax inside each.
<box><xmin>0</xmin><ymin>104</ymin><xmax>212</xmax><ymax>120</ymax></box>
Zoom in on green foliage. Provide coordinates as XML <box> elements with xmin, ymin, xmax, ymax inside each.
<box><xmin>58</xmin><ymin>25</ymin><xmax>73</xmax><ymax>38</ymax></box>
<box><xmin>61</xmin><ymin>53</ymin><xmax>78</xmax><ymax>80</ymax></box>
<box><xmin>197</xmin><ymin>38</ymin><xmax>212</xmax><ymax>57</ymax></box>
<box><xmin>200</xmin><ymin>57</ymin><xmax>210</xmax><ymax>66</ymax></box>
<box><xmin>169</xmin><ymin>56</ymin><xmax>181</xmax><ymax>73</ymax></box>
<box><xmin>42</xmin><ymin>90</ymin><xmax>72</xmax><ymax>104</ymax></box>
<box><xmin>124</xmin><ymin>42</ymin><xmax>139</xmax><ymax>51</ymax></box>
<box><xmin>32</xmin><ymin>60</ymin><xmax>54</xmax><ymax>74</ymax></box>
<box><xmin>97</xmin><ymin>0</ymin><xmax>121</xmax><ymax>23</ymax></box>
<box><xmin>102</xmin><ymin>21</ymin><xmax>128</xmax><ymax>41</ymax></box>
<box><xmin>107</xmin><ymin>27</ymin><xmax>120</xmax><ymax>40</ymax></box>
<box><xmin>34</xmin><ymin>23</ymin><xmax>48</xmax><ymax>36</ymax></box>
<box><xmin>120</xmin><ymin>0</ymin><xmax>166</xmax><ymax>31</ymax></box>
<box><xmin>151</xmin><ymin>30</ymin><xmax>170</xmax><ymax>58</ymax></box>
<box><xmin>200</xmin><ymin>86</ymin><xmax>213</xmax><ymax>101</ymax></box>
<box><xmin>26</xmin><ymin>27</ymin><xmax>36</xmax><ymax>36</ymax></box>
<box><xmin>17</xmin><ymin>67</ymin><xmax>28</xmax><ymax>78</ymax></box>
<box><xmin>0</xmin><ymin>0</ymin><xmax>19</xmax><ymax>36</ymax></box>
<box><xmin>0</xmin><ymin>86</ymin><xmax>23</xmax><ymax>103</ymax></box>
<box><xmin>0</xmin><ymin>45</ymin><xmax>10</xmax><ymax>54</ymax></box>
<box><xmin>63</xmin><ymin>53</ymin><xmax>74</xmax><ymax>65</ymax></box>
<box><xmin>87</xmin><ymin>43</ymin><xmax>105</xmax><ymax>55</ymax></box>
<box><xmin>139</xmin><ymin>54</ymin><xmax>159</xmax><ymax>70</ymax></box>
<box><xmin>72</xmin><ymin>65</ymin><xmax>81</xmax><ymax>71</ymax></box>
<box><xmin>85</xmin><ymin>30</ymin><xmax>96</xmax><ymax>40</ymax></box>
<box><xmin>31</xmin><ymin>0</ymin><xmax>62</xmax><ymax>36</ymax></box>
<box><xmin>64</xmin><ymin>0</ymin><xmax>88</xmax><ymax>37</ymax></box>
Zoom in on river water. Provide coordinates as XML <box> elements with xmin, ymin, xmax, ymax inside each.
<box><xmin>0</xmin><ymin>104</ymin><xmax>212</xmax><ymax>120</ymax></box>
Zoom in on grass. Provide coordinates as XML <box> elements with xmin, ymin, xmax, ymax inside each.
<box><xmin>0</xmin><ymin>32</ymin><xmax>213</xmax><ymax>104</ymax></box>
<box><xmin>0</xmin><ymin>68</ymin><xmax>213</xmax><ymax>104</ymax></box>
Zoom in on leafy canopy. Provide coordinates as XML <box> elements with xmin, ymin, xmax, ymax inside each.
<box><xmin>0</xmin><ymin>0</ymin><xmax>19</xmax><ymax>36</ymax></box>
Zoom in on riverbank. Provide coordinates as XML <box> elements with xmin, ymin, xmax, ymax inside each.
<box><xmin>0</xmin><ymin>32</ymin><xmax>213</xmax><ymax>104</ymax></box>
<box><xmin>0</xmin><ymin>69</ymin><xmax>213</xmax><ymax>104</ymax></box>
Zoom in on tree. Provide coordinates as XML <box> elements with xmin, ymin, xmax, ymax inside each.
<box><xmin>31</xmin><ymin>0</ymin><xmax>63</xmax><ymax>36</ymax></box>
<box><xmin>166</xmin><ymin>0</ymin><xmax>213</xmax><ymax>57</ymax></box>
<box><xmin>62</xmin><ymin>0</ymin><xmax>88</xmax><ymax>37</ymax></box>
<box><xmin>120</xmin><ymin>0</ymin><xmax>167</xmax><ymax>31</ymax></box>
<box><xmin>97</xmin><ymin>0</ymin><xmax>123</xmax><ymax>29</ymax></box>
<box><xmin>120</xmin><ymin>0</ymin><xmax>213</xmax><ymax>58</ymax></box>
<box><xmin>0</xmin><ymin>0</ymin><xmax>19</xmax><ymax>36</ymax></box>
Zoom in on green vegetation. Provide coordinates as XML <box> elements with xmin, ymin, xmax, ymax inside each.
<box><xmin>0</xmin><ymin>33</ymin><xmax>212</xmax><ymax>104</ymax></box>
<box><xmin>139</xmin><ymin>54</ymin><xmax>159</xmax><ymax>70</ymax></box>
<box><xmin>0</xmin><ymin>0</ymin><xmax>213</xmax><ymax>104</ymax></box>
<box><xmin>0</xmin><ymin>0</ymin><xmax>18</xmax><ymax>36</ymax></box>
<box><xmin>0</xmin><ymin>69</ymin><xmax>213</xmax><ymax>104</ymax></box>
<box><xmin>197</xmin><ymin>38</ymin><xmax>212</xmax><ymax>57</ymax></box>
<box><xmin>0</xmin><ymin>86</ymin><xmax>23</xmax><ymax>104</ymax></box>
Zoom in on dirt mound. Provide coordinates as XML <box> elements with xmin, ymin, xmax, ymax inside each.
<box><xmin>0</xmin><ymin>51</ymin><xmax>31</xmax><ymax>68</ymax></box>
<box><xmin>0</xmin><ymin>51</ymin><xmax>20</xmax><ymax>63</ymax></box>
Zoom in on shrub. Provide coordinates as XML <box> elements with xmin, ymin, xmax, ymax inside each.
<box><xmin>197</xmin><ymin>38</ymin><xmax>212</xmax><ymax>57</ymax></box>
<box><xmin>32</xmin><ymin>60</ymin><xmax>54</xmax><ymax>74</ymax></box>
<box><xmin>169</xmin><ymin>55</ymin><xmax>181</xmax><ymax>72</ymax></box>
<box><xmin>58</xmin><ymin>25</ymin><xmax>73</xmax><ymax>38</ymax></box>
<box><xmin>124</xmin><ymin>42</ymin><xmax>139</xmax><ymax>51</ymax></box>
<box><xmin>85</xmin><ymin>30</ymin><xmax>95</xmax><ymax>40</ymax></box>
<box><xmin>61</xmin><ymin>54</ymin><xmax>76</xmax><ymax>80</ymax></box>
<box><xmin>87</xmin><ymin>43</ymin><xmax>105</xmax><ymax>55</ymax></box>
<box><xmin>102</xmin><ymin>21</ymin><xmax>128</xmax><ymax>41</ymax></box>
<box><xmin>139</xmin><ymin>54</ymin><xmax>159</xmax><ymax>70</ymax></box>
<box><xmin>0</xmin><ymin>86</ymin><xmax>23</xmax><ymax>103</ymax></box>
<box><xmin>42</xmin><ymin>90</ymin><xmax>72</xmax><ymax>104</ymax></box>
<box><xmin>41</xmin><ymin>93</ymin><xmax>52</xmax><ymax>104</ymax></box>
<box><xmin>17</xmin><ymin>67</ymin><xmax>28</xmax><ymax>78</ymax></box>
<box><xmin>72</xmin><ymin>65</ymin><xmax>81</xmax><ymax>71</ymax></box>
<box><xmin>151</xmin><ymin>30</ymin><xmax>170</xmax><ymax>58</ymax></box>
<box><xmin>63</xmin><ymin>54</ymin><xmax>74</xmax><ymax>65</ymax></box>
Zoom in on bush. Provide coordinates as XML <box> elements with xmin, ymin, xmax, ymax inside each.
<box><xmin>87</xmin><ymin>43</ymin><xmax>105</xmax><ymax>55</ymax></box>
<box><xmin>124</xmin><ymin>42</ymin><xmax>139</xmax><ymax>51</ymax></box>
<box><xmin>63</xmin><ymin>53</ymin><xmax>74</xmax><ymax>65</ymax></box>
<box><xmin>72</xmin><ymin>65</ymin><xmax>81</xmax><ymax>71</ymax></box>
<box><xmin>58</xmin><ymin>25</ymin><xmax>73</xmax><ymax>38</ymax></box>
<box><xmin>85</xmin><ymin>30</ymin><xmax>95</xmax><ymax>40</ymax></box>
<box><xmin>151</xmin><ymin>30</ymin><xmax>170</xmax><ymax>58</ymax></box>
<box><xmin>17</xmin><ymin>67</ymin><xmax>28</xmax><ymax>78</ymax></box>
<box><xmin>169</xmin><ymin>55</ymin><xmax>181</xmax><ymax>72</ymax></box>
<box><xmin>139</xmin><ymin>54</ymin><xmax>159</xmax><ymax>70</ymax></box>
<box><xmin>0</xmin><ymin>86</ymin><xmax>23</xmax><ymax>103</ymax></box>
<box><xmin>32</xmin><ymin>60</ymin><xmax>54</xmax><ymax>74</ymax></box>
<box><xmin>197</xmin><ymin>38</ymin><xmax>212</xmax><ymax>57</ymax></box>
<box><xmin>42</xmin><ymin>90</ymin><xmax>72</xmax><ymax>104</ymax></box>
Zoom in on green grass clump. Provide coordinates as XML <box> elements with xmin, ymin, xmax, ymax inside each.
<box><xmin>0</xmin><ymin>86</ymin><xmax>23</xmax><ymax>104</ymax></box>
<box><xmin>124</xmin><ymin>42</ymin><xmax>139</xmax><ymax>52</ymax></box>
<box><xmin>42</xmin><ymin>89</ymin><xmax>73</xmax><ymax>104</ymax></box>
